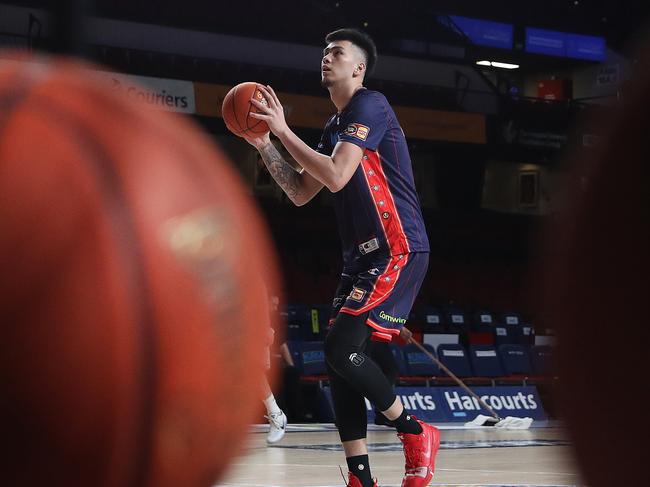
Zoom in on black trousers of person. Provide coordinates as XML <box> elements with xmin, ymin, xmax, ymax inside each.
<box><xmin>324</xmin><ymin>311</ymin><xmax>398</xmax><ymax>442</ymax></box>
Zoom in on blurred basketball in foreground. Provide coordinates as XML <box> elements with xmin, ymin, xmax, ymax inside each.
<box><xmin>0</xmin><ymin>52</ymin><xmax>280</xmax><ymax>487</ymax></box>
<box><xmin>546</xmin><ymin>51</ymin><xmax>648</xmax><ymax>486</ymax></box>
<box><xmin>221</xmin><ymin>81</ymin><xmax>270</xmax><ymax>137</ymax></box>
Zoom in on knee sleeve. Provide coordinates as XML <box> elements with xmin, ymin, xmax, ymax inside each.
<box><xmin>324</xmin><ymin>311</ymin><xmax>370</xmax><ymax>372</ymax></box>
<box><xmin>325</xmin><ymin>311</ymin><xmax>396</xmax><ymax>412</ymax></box>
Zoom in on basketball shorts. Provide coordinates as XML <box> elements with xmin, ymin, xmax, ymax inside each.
<box><xmin>329</xmin><ymin>252</ymin><xmax>428</xmax><ymax>342</ymax></box>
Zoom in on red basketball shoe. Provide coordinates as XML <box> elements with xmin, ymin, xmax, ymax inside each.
<box><xmin>398</xmin><ymin>418</ymin><xmax>441</xmax><ymax>486</ymax></box>
<box><xmin>344</xmin><ymin>471</ymin><xmax>377</xmax><ymax>487</ymax></box>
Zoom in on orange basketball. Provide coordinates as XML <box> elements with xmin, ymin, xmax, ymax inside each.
<box><xmin>221</xmin><ymin>81</ymin><xmax>270</xmax><ymax>137</ymax></box>
<box><xmin>0</xmin><ymin>53</ymin><xmax>281</xmax><ymax>487</ymax></box>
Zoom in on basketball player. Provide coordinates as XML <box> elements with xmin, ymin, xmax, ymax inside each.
<box><xmin>261</xmin><ymin>327</ymin><xmax>287</xmax><ymax>444</ymax></box>
<box><xmin>244</xmin><ymin>28</ymin><xmax>439</xmax><ymax>487</ymax></box>
<box><xmin>258</xmin><ymin>290</ymin><xmax>287</xmax><ymax>444</ymax></box>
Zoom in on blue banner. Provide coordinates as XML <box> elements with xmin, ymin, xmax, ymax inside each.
<box><xmin>526</xmin><ymin>27</ymin><xmax>605</xmax><ymax>61</ymax></box>
<box><xmin>437</xmin><ymin>386</ymin><xmax>547</xmax><ymax>421</ymax></box>
<box><xmin>448</xmin><ymin>15</ymin><xmax>513</xmax><ymax>50</ymax></box>
<box><xmin>321</xmin><ymin>385</ymin><xmax>547</xmax><ymax>423</ymax></box>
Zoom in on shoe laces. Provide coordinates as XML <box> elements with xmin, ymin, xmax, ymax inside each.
<box><xmin>398</xmin><ymin>433</ymin><xmax>425</xmax><ymax>470</ymax></box>
<box><xmin>265</xmin><ymin>413</ymin><xmax>284</xmax><ymax>429</ymax></box>
<box><xmin>339</xmin><ymin>466</ymin><xmax>352</xmax><ymax>486</ymax></box>
<box><xmin>404</xmin><ymin>446</ymin><xmax>424</xmax><ymax>470</ymax></box>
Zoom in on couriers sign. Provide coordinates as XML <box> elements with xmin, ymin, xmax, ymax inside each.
<box><xmin>100</xmin><ymin>72</ymin><xmax>195</xmax><ymax>113</ymax></box>
<box><xmin>0</xmin><ymin>58</ymin><xmax>195</xmax><ymax>114</ymax></box>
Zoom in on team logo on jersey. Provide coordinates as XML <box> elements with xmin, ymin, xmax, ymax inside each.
<box><xmin>359</xmin><ymin>237</ymin><xmax>379</xmax><ymax>255</ymax></box>
<box><xmin>349</xmin><ymin>353</ymin><xmax>365</xmax><ymax>366</ymax></box>
<box><xmin>349</xmin><ymin>287</ymin><xmax>367</xmax><ymax>302</ymax></box>
<box><xmin>343</xmin><ymin>123</ymin><xmax>370</xmax><ymax>141</ymax></box>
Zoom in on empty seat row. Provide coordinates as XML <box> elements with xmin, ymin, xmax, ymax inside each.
<box><xmin>416</xmin><ymin>306</ymin><xmax>529</xmax><ymax>334</ymax></box>
<box><xmin>397</xmin><ymin>343</ymin><xmax>554</xmax><ymax>378</ymax></box>
<box><xmin>282</xmin><ymin>303</ymin><xmax>536</xmax><ymax>343</ymax></box>
<box><xmin>285</xmin><ymin>341</ymin><xmax>555</xmax><ymax>382</ymax></box>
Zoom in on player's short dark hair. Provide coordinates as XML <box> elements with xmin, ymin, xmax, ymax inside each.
<box><xmin>325</xmin><ymin>28</ymin><xmax>378</xmax><ymax>77</ymax></box>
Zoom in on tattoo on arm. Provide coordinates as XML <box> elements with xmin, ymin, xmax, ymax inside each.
<box><xmin>259</xmin><ymin>143</ymin><xmax>301</xmax><ymax>201</ymax></box>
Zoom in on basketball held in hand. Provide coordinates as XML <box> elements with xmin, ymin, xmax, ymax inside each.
<box><xmin>221</xmin><ymin>82</ymin><xmax>270</xmax><ymax>137</ymax></box>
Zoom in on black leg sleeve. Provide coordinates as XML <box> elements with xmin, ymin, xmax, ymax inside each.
<box><xmin>327</xmin><ymin>361</ymin><xmax>369</xmax><ymax>442</ymax></box>
<box><xmin>325</xmin><ymin>312</ymin><xmax>397</xmax><ymax>415</ymax></box>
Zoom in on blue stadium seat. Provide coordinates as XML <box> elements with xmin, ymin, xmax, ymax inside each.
<box><xmin>403</xmin><ymin>344</ymin><xmax>439</xmax><ymax>376</ymax></box>
<box><xmin>498</xmin><ymin>344</ymin><xmax>532</xmax><ymax>375</ymax></box>
<box><xmin>437</xmin><ymin>344</ymin><xmax>473</xmax><ymax>377</ymax></box>
<box><xmin>518</xmin><ymin>324</ymin><xmax>536</xmax><ymax>346</ymax></box>
<box><xmin>444</xmin><ymin>307</ymin><xmax>470</xmax><ymax>334</ymax></box>
<box><xmin>530</xmin><ymin>345</ymin><xmax>555</xmax><ymax>376</ymax></box>
<box><xmin>298</xmin><ymin>341</ymin><xmax>327</xmax><ymax>376</ymax></box>
<box><xmin>418</xmin><ymin>305</ymin><xmax>445</xmax><ymax>333</ymax></box>
<box><xmin>494</xmin><ymin>325</ymin><xmax>518</xmax><ymax>346</ymax></box>
<box><xmin>500</xmin><ymin>312</ymin><xmax>522</xmax><ymax>326</ymax></box>
<box><xmin>468</xmin><ymin>345</ymin><xmax>504</xmax><ymax>377</ymax></box>
<box><xmin>389</xmin><ymin>344</ymin><xmax>409</xmax><ymax>376</ymax></box>
<box><xmin>284</xmin><ymin>303</ymin><xmax>312</xmax><ymax>341</ymax></box>
<box><xmin>473</xmin><ymin>310</ymin><xmax>496</xmax><ymax>332</ymax></box>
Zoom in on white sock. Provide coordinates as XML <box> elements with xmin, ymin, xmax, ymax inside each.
<box><xmin>263</xmin><ymin>394</ymin><xmax>282</xmax><ymax>416</ymax></box>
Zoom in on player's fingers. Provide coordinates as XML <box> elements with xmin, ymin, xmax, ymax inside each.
<box><xmin>257</xmin><ymin>85</ymin><xmax>278</xmax><ymax>110</ymax></box>
<box><xmin>266</xmin><ymin>85</ymin><xmax>282</xmax><ymax>107</ymax></box>
<box><xmin>250</xmin><ymin>98</ymin><xmax>270</xmax><ymax>112</ymax></box>
<box><xmin>249</xmin><ymin>112</ymin><xmax>270</xmax><ymax>120</ymax></box>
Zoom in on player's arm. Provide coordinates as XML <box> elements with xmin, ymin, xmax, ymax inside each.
<box><xmin>250</xmin><ymin>85</ymin><xmax>363</xmax><ymax>193</ymax></box>
<box><xmin>254</xmin><ymin>138</ymin><xmax>324</xmax><ymax>206</ymax></box>
<box><xmin>276</xmin><ymin>131</ymin><xmax>362</xmax><ymax>193</ymax></box>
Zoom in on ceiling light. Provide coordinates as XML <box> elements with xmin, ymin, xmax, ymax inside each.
<box><xmin>491</xmin><ymin>61</ymin><xmax>519</xmax><ymax>69</ymax></box>
<box><xmin>476</xmin><ymin>60</ymin><xmax>519</xmax><ymax>69</ymax></box>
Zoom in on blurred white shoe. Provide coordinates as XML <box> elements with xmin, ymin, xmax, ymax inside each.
<box><xmin>266</xmin><ymin>411</ymin><xmax>287</xmax><ymax>444</ymax></box>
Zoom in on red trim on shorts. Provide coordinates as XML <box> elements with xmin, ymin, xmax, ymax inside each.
<box><xmin>370</xmin><ymin>331</ymin><xmax>394</xmax><ymax>342</ymax></box>
<box><xmin>339</xmin><ymin>254</ymin><xmax>410</xmax><ymax>316</ymax></box>
<box><xmin>367</xmin><ymin>318</ymin><xmax>401</xmax><ymax>342</ymax></box>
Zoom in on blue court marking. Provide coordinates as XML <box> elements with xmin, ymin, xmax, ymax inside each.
<box><xmin>271</xmin><ymin>439</ymin><xmax>570</xmax><ymax>452</ymax></box>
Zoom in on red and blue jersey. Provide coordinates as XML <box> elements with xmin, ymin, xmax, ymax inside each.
<box><xmin>316</xmin><ymin>88</ymin><xmax>429</xmax><ymax>265</ymax></box>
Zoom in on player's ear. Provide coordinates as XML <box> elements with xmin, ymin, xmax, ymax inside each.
<box><xmin>354</xmin><ymin>62</ymin><xmax>366</xmax><ymax>76</ymax></box>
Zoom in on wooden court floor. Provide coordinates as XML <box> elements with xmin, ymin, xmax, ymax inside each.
<box><xmin>217</xmin><ymin>423</ymin><xmax>582</xmax><ymax>487</ymax></box>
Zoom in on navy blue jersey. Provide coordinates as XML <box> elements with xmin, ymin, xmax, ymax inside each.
<box><xmin>316</xmin><ymin>88</ymin><xmax>429</xmax><ymax>265</ymax></box>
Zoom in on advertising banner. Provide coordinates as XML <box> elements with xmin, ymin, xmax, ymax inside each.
<box><xmin>0</xmin><ymin>58</ymin><xmax>196</xmax><ymax>113</ymax></box>
<box><xmin>322</xmin><ymin>385</ymin><xmax>547</xmax><ymax>423</ymax></box>
<box><xmin>96</xmin><ymin>71</ymin><xmax>196</xmax><ymax>113</ymax></box>
<box><xmin>195</xmin><ymin>82</ymin><xmax>486</xmax><ymax>144</ymax></box>
<box><xmin>437</xmin><ymin>386</ymin><xmax>547</xmax><ymax>421</ymax></box>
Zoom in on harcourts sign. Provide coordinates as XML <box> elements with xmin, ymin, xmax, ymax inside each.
<box><xmin>439</xmin><ymin>386</ymin><xmax>547</xmax><ymax>420</ymax></box>
<box><xmin>364</xmin><ymin>387</ymin><xmax>448</xmax><ymax>423</ymax></box>
<box><xmin>322</xmin><ymin>386</ymin><xmax>547</xmax><ymax>423</ymax></box>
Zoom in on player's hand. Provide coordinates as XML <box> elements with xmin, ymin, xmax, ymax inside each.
<box><xmin>249</xmin><ymin>85</ymin><xmax>290</xmax><ymax>138</ymax></box>
<box><xmin>395</xmin><ymin>327</ymin><xmax>413</xmax><ymax>346</ymax></box>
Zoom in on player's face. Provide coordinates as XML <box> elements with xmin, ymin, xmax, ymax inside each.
<box><xmin>321</xmin><ymin>40</ymin><xmax>362</xmax><ymax>87</ymax></box>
